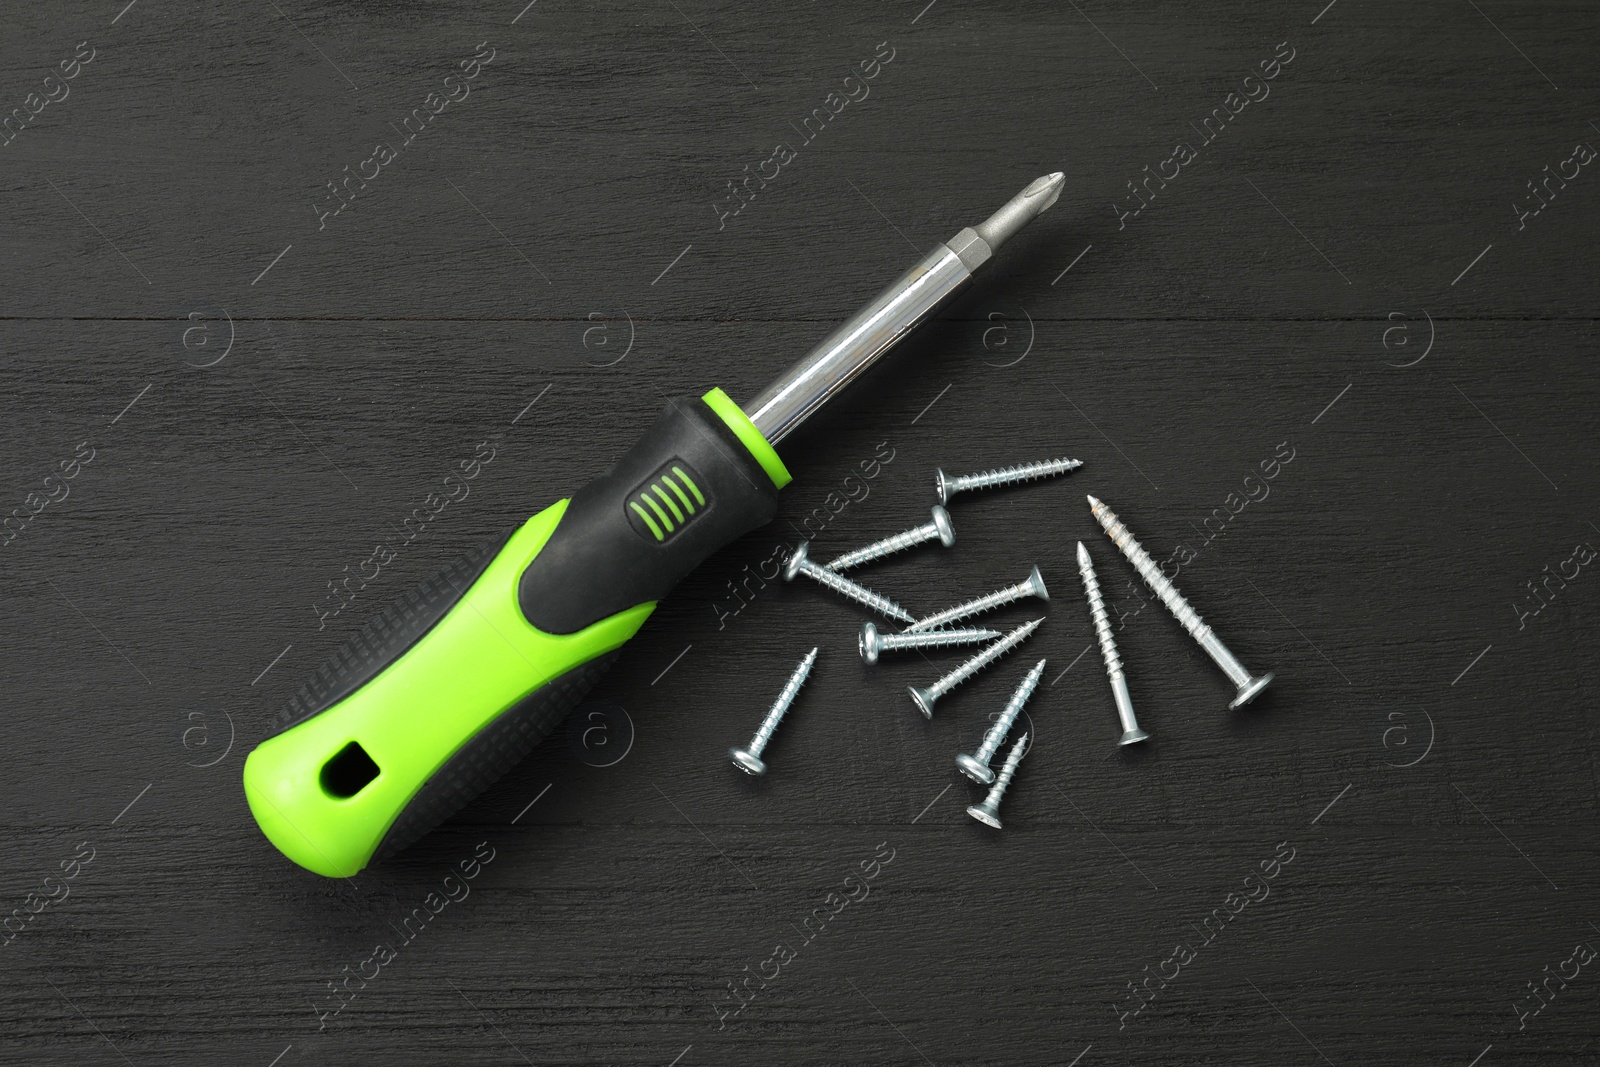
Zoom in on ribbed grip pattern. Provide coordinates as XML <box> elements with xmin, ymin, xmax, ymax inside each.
<box><xmin>265</xmin><ymin>531</ymin><xmax>511</xmax><ymax>740</ymax></box>
<box><xmin>373</xmin><ymin>652</ymin><xmax>619</xmax><ymax>860</ymax></box>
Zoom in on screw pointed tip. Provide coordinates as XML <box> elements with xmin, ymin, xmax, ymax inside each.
<box><xmin>1086</xmin><ymin>494</ymin><xmax>1103</xmax><ymax>510</ymax></box>
<box><xmin>1075</xmin><ymin>541</ymin><xmax>1090</xmax><ymax>565</ymax></box>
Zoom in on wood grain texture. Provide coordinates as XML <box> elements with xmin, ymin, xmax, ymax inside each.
<box><xmin>2</xmin><ymin>1</ymin><xmax>1597</xmax><ymax>1064</ymax></box>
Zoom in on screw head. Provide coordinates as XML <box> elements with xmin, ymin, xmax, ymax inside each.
<box><xmin>859</xmin><ymin>622</ymin><xmax>882</xmax><ymax>665</ymax></box>
<box><xmin>966</xmin><ymin>801</ymin><xmax>1003</xmax><ymax>829</ymax></box>
<box><xmin>934</xmin><ymin>468</ymin><xmax>953</xmax><ymax>505</ymax></box>
<box><xmin>1119</xmin><ymin>726</ymin><xmax>1151</xmax><ymax>746</ymax></box>
<box><xmin>782</xmin><ymin>541</ymin><xmax>810</xmax><ymax>581</ymax></box>
<box><xmin>1026</xmin><ymin>564</ymin><xmax>1049</xmax><ymax>601</ymax></box>
<box><xmin>956</xmin><ymin>752</ymin><xmax>996</xmax><ymax>785</ymax></box>
<box><xmin>1229</xmin><ymin>671</ymin><xmax>1274</xmax><ymax>710</ymax></box>
<box><xmin>907</xmin><ymin>684</ymin><xmax>937</xmax><ymax>719</ymax></box>
<box><xmin>729</xmin><ymin>747</ymin><xmax>767</xmax><ymax>776</ymax></box>
<box><xmin>930</xmin><ymin>505</ymin><xmax>956</xmax><ymax>547</ymax></box>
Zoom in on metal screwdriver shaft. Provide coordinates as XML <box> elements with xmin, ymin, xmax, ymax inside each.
<box><xmin>1076</xmin><ymin>542</ymin><xmax>1149</xmax><ymax>746</ymax></box>
<box><xmin>1087</xmin><ymin>495</ymin><xmax>1273</xmax><ymax>709</ymax></box>
<box><xmin>957</xmin><ymin>658</ymin><xmax>1045</xmax><ymax>784</ymax></box>
<box><xmin>967</xmin><ymin>732</ymin><xmax>1029</xmax><ymax>829</ymax></box>
<box><xmin>784</xmin><ymin>542</ymin><xmax>914</xmax><ymax>623</ymax></box>
<box><xmin>905</xmin><ymin>565</ymin><xmax>1049</xmax><ymax>632</ymax></box>
<box><xmin>859</xmin><ymin>621</ymin><xmax>1003</xmax><ymax>666</ymax></box>
<box><xmin>908</xmin><ymin>618</ymin><xmax>1043</xmax><ymax>718</ymax></box>
<box><xmin>825</xmin><ymin>506</ymin><xmax>955</xmax><ymax>571</ymax></box>
<box><xmin>743</xmin><ymin>173</ymin><xmax>1065</xmax><ymax>444</ymax></box>
<box><xmin>730</xmin><ymin>647</ymin><xmax>818</xmax><ymax>776</ymax></box>
<box><xmin>936</xmin><ymin>457</ymin><xmax>1083</xmax><ymax>505</ymax></box>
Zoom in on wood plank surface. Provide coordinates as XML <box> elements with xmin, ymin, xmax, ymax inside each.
<box><xmin>1</xmin><ymin>1</ymin><xmax>1596</xmax><ymax>1064</ymax></box>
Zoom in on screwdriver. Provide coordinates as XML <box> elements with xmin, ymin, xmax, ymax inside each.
<box><xmin>243</xmin><ymin>171</ymin><xmax>1065</xmax><ymax>877</ymax></box>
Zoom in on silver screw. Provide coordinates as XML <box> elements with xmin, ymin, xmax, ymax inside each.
<box><xmin>967</xmin><ymin>732</ymin><xmax>1029</xmax><ymax>829</ymax></box>
<box><xmin>784</xmin><ymin>542</ymin><xmax>914</xmax><ymax>624</ymax></box>
<box><xmin>956</xmin><ymin>658</ymin><xmax>1045</xmax><ymax>784</ymax></box>
<box><xmin>730</xmin><ymin>647</ymin><xmax>818</xmax><ymax>776</ymax></box>
<box><xmin>936</xmin><ymin>457</ymin><xmax>1083</xmax><ymax>504</ymax></box>
<box><xmin>824</xmin><ymin>506</ymin><xmax>956</xmax><ymax>572</ymax></box>
<box><xmin>905</xmin><ymin>565</ymin><xmax>1049</xmax><ymax>633</ymax></box>
<box><xmin>1076</xmin><ymin>542</ymin><xmax>1150</xmax><ymax>746</ymax></box>
<box><xmin>859</xmin><ymin>621</ymin><xmax>1003</xmax><ymax>666</ymax></box>
<box><xmin>1087</xmin><ymin>495</ymin><xmax>1274</xmax><ymax>709</ymax></box>
<box><xmin>908</xmin><ymin>618</ymin><xmax>1043</xmax><ymax>718</ymax></box>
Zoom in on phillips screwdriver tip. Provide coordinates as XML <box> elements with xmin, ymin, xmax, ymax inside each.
<box><xmin>972</xmin><ymin>171</ymin><xmax>1066</xmax><ymax>251</ymax></box>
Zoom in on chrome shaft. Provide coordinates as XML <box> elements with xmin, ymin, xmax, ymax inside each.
<box><xmin>742</xmin><ymin>173</ymin><xmax>1064</xmax><ymax>444</ymax></box>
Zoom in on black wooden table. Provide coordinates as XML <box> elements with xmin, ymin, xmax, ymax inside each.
<box><xmin>3</xmin><ymin>2</ymin><xmax>1597</xmax><ymax>1064</ymax></box>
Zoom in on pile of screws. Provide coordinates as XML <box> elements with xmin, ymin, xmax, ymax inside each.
<box><xmin>728</xmin><ymin>456</ymin><xmax>1276</xmax><ymax>832</ymax></box>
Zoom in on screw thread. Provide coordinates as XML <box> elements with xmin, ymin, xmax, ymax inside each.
<box><xmin>826</xmin><ymin>522</ymin><xmax>937</xmax><ymax>571</ymax></box>
<box><xmin>880</xmin><ymin>626</ymin><xmax>1003</xmax><ymax>652</ymax></box>
<box><xmin>929</xmin><ymin>619</ymin><xmax>1042</xmax><ymax>699</ymax></box>
<box><xmin>1091</xmin><ymin>500</ymin><xmax>1210</xmax><ymax>643</ymax></box>
<box><xmin>1076</xmin><ymin>549</ymin><xmax>1124</xmax><ymax>680</ymax></box>
<box><xmin>976</xmin><ymin>660</ymin><xmax>1045</xmax><ymax>762</ymax></box>
<box><xmin>983</xmin><ymin>732</ymin><xmax>1030</xmax><ymax>805</ymax></box>
<box><xmin>951</xmin><ymin>457</ymin><xmax>1082</xmax><ymax>496</ymax></box>
<box><xmin>908</xmin><ymin>576</ymin><xmax>1034</xmax><ymax>633</ymax></box>
<box><xmin>1090</xmin><ymin>498</ymin><xmax>1262</xmax><ymax>698</ymax></box>
<box><xmin>749</xmin><ymin>648</ymin><xmax>817</xmax><ymax>755</ymax></box>
<box><xmin>798</xmin><ymin>560</ymin><xmax>914</xmax><ymax>623</ymax></box>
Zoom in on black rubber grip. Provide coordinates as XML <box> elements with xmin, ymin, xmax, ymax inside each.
<box><xmin>519</xmin><ymin>395</ymin><xmax>782</xmax><ymax>633</ymax></box>
<box><xmin>262</xmin><ymin>531</ymin><xmax>508</xmax><ymax>742</ymax></box>
<box><xmin>264</xmin><ymin>531</ymin><xmax>511</xmax><ymax>741</ymax></box>
<box><xmin>373</xmin><ymin>651</ymin><xmax>619</xmax><ymax>860</ymax></box>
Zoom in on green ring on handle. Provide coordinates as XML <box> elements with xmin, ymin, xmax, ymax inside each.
<box><xmin>701</xmin><ymin>387</ymin><xmax>791</xmax><ymax>489</ymax></box>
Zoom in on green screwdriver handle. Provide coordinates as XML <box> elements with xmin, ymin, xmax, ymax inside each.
<box><xmin>243</xmin><ymin>389</ymin><xmax>791</xmax><ymax>877</ymax></box>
